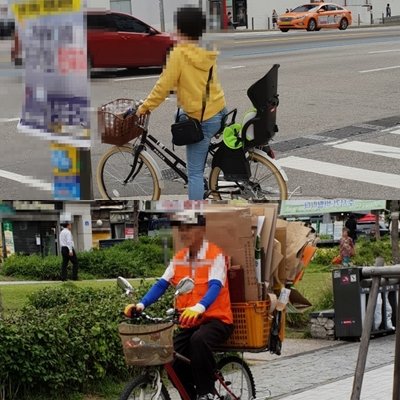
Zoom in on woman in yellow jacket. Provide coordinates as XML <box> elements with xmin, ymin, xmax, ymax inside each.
<box><xmin>136</xmin><ymin>6</ymin><xmax>227</xmax><ymax>200</ymax></box>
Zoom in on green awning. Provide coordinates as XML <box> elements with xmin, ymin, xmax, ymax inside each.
<box><xmin>279</xmin><ymin>200</ymin><xmax>387</xmax><ymax>216</ymax></box>
<box><xmin>0</xmin><ymin>203</ymin><xmax>16</xmax><ymax>216</ymax></box>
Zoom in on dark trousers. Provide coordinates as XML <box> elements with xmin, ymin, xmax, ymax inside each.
<box><xmin>61</xmin><ymin>247</ymin><xmax>78</xmax><ymax>281</ymax></box>
<box><xmin>171</xmin><ymin>319</ymin><xmax>233</xmax><ymax>398</ymax></box>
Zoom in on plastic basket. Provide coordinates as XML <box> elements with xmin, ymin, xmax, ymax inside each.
<box><xmin>220</xmin><ymin>300</ymin><xmax>272</xmax><ymax>350</ymax></box>
<box><xmin>119</xmin><ymin>322</ymin><xmax>174</xmax><ymax>366</ymax></box>
<box><xmin>98</xmin><ymin>98</ymin><xmax>145</xmax><ymax>146</ymax></box>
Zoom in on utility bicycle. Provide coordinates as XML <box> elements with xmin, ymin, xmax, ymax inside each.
<box><xmin>117</xmin><ymin>277</ymin><xmax>257</xmax><ymax>400</ymax></box>
<box><xmin>97</xmin><ymin>64</ymin><xmax>288</xmax><ymax>201</ymax></box>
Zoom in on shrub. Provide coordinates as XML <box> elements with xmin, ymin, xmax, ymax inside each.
<box><xmin>0</xmin><ymin>281</ymin><xmax>175</xmax><ymax>399</ymax></box>
<box><xmin>1</xmin><ymin>236</ymin><xmax>170</xmax><ymax>281</ymax></box>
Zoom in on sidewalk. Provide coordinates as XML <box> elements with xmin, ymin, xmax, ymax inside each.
<box><xmin>248</xmin><ymin>334</ymin><xmax>396</xmax><ymax>399</ymax></box>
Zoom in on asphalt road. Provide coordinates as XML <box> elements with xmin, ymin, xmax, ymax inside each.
<box><xmin>0</xmin><ymin>26</ymin><xmax>399</xmax><ymax>199</ymax></box>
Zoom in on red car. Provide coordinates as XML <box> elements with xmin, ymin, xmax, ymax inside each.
<box><xmin>12</xmin><ymin>10</ymin><xmax>175</xmax><ymax>69</ymax></box>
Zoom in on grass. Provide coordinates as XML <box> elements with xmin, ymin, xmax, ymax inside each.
<box><xmin>0</xmin><ymin>279</ymin><xmax>146</xmax><ymax>316</ymax></box>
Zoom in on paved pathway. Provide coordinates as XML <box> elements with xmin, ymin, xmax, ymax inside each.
<box><xmin>250</xmin><ymin>334</ymin><xmax>396</xmax><ymax>399</ymax></box>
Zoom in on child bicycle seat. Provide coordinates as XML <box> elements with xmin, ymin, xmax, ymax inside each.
<box><xmin>242</xmin><ymin>64</ymin><xmax>280</xmax><ymax>149</ymax></box>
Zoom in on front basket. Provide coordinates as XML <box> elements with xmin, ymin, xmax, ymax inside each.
<box><xmin>119</xmin><ymin>322</ymin><xmax>175</xmax><ymax>366</ymax></box>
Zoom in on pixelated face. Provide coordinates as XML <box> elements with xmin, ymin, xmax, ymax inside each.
<box><xmin>178</xmin><ymin>225</ymin><xmax>205</xmax><ymax>247</ymax></box>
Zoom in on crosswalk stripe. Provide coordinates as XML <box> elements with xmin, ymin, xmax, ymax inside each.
<box><xmin>333</xmin><ymin>141</ymin><xmax>400</xmax><ymax>159</ymax></box>
<box><xmin>278</xmin><ymin>156</ymin><xmax>400</xmax><ymax>189</ymax></box>
<box><xmin>0</xmin><ymin>169</ymin><xmax>53</xmax><ymax>192</ymax></box>
<box><xmin>390</xmin><ymin>128</ymin><xmax>400</xmax><ymax>135</ymax></box>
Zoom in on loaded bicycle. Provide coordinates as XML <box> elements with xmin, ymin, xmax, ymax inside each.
<box><xmin>117</xmin><ymin>277</ymin><xmax>260</xmax><ymax>400</ymax></box>
<box><xmin>97</xmin><ymin>64</ymin><xmax>288</xmax><ymax>201</ymax></box>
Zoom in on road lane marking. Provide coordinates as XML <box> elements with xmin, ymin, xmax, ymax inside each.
<box><xmin>324</xmin><ymin>139</ymin><xmax>348</xmax><ymax>146</ymax></box>
<box><xmin>278</xmin><ymin>156</ymin><xmax>400</xmax><ymax>189</ymax></box>
<box><xmin>0</xmin><ymin>117</ymin><xmax>20</xmax><ymax>123</ymax></box>
<box><xmin>114</xmin><ymin>75</ymin><xmax>159</xmax><ymax>82</ymax></box>
<box><xmin>231</xmin><ymin>65</ymin><xmax>245</xmax><ymax>69</ymax></box>
<box><xmin>333</xmin><ymin>141</ymin><xmax>400</xmax><ymax>159</ymax></box>
<box><xmin>390</xmin><ymin>128</ymin><xmax>400</xmax><ymax>135</ymax></box>
<box><xmin>368</xmin><ymin>49</ymin><xmax>400</xmax><ymax>54</ymax></box>
<box><xmin>359</xmin><ymin>65</ymin><xmax>400</xmax><ymax>73</ymax></box>
<box><xmin>0</xmin><ymin>169</ymin><xmax>52</xmax><ymax>192</ymax></box>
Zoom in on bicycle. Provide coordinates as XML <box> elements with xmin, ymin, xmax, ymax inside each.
<box><xmin>119</xmin><ymin>312</ymin><xmax>257</xmax><ymax>400</ymax></box>
<box><xmin>117</xmin><ymin>276</ymin><xmax>259</xmax><ymax>400</ymax></box>
<box><xmin>97</xmin><ymin>65</ymin><xmax>288</xmax><ymax>201</ymax></box>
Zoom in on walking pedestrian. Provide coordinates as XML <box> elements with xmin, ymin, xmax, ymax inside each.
<box><xmin>60</xmin><ymin>222</ymin><xmax>78</xmax><ymax>281</ymax></box>
<box><xmin>136</xmin><ymin>6</ymin><xmax>227</xmax><ymax>200</ymax></box>
<box><xmin>386</xmin><ymin>3</ymin><xmax>391</xmax><ymax>17</ymax></box>
<box><xmin>339</xmin><ymin>227</ymin><xmax>355</xmax><ymax>267</ymax></box>
<box><xmin>272</xmin><ymin>9</ymin><xmax>278</xmax><ymax>29</ymax></box>
<box><xmin>345</xmin><ymin>213</ymin><xmax>357</xmax><ymax>244</ymax></box>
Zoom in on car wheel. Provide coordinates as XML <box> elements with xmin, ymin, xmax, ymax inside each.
<box><xmin>339</xmin><ymin>18</ymin><xmax>348</xmax><ymax>30</ymax></box>
<box><xmin>280</xmin><ymin>28</ymin><xmax>289</xmax><ymax>32</ymax></box>
<box><xmin>315</xmin><ymin>27</ymin><xmax>321</xmax><ymax>31</ymax></box>
<box><xmin>307</xmin><ymin>18</ymin><xmax>317</xmax><ymax>31</ymax></box>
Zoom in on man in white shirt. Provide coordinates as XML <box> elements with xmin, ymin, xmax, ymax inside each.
<box><xmin>60</xmin><ymin>222</ymin><xmax>78</xmax><ymax>281</ymax></box>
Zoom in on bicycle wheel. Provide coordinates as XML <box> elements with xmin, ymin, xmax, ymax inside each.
<box><xmin>120</xmin><ymin>373</ymin><xmax>171</xmax><ymax>400</ymax></box>
<box><xmin>97</xmin><ymin>145</ymin><xmax>161</xmax><ymax>200</ymax></box>
<box><xmin>209</xmin><ymin>151</ymin><xmax>288</xmax><ymax>200</ymax></box>
<box><xmin>216</xmin><ymin>355</ymin><xmax>256</xmax><ymax>400</ymax></box>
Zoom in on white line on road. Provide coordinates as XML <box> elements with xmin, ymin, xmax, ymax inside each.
<box><xmin>0</xmin><ymin>169</ymin><xmax>52</xmax><ymax>192</ymax></box>
<box><xmin>390</xmin><ymin>129</ymin><xmax>400</xmax><ymax>135</ymax></box>
<box><xmin>0</xmin><ymin>117</ymin><xmax>20</xmax><ymax>123</ymax></box>
<box><xmin>333</xmin><ymin>141</ymin><xmax>400</xmax><ymax>159</ymax></box>
<box><xmin>368</xmin><ymin>49</ymin><xmax>400</xmax><ymax>54</ymax></box>
<box><xmin>359</xmin><ymin>65</ymin><xmax>400</xmax><ymax>73</ymax></box>
<box><xmin>114</xmin><ymin>75</ymin><xmax>159</xmax><ymax>82</ymax></box>
<box><xmin>278</xmin><ymin>156</ymin><xmax>400</xmax><ymax>189</ymax></box>
<box><xmin>231</xmin><ymin>65</ymin><xmax>245</xmax><ymax>69</ymax></box>
<box><xmin>324</xmin><ymin>139</ymin><xmax>347</xmax><ymax>146</ymax></box>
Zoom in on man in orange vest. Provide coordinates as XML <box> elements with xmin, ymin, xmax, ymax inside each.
<box><xmin>124</xmin><ymin>211</ymin><xmax>233</xmax><ymax>400</ymax></box>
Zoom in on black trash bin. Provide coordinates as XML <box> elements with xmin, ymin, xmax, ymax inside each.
<box><xmin>332</xmin><ymin>266</ymin><xmax>398</xmax><ymax>339</ymax></box>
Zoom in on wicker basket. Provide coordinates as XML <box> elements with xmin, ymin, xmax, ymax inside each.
<box><xmin>119</xmin><ymin>322</ymin><xmax>175</xmax><ymax>366</ymax></box>
<box><xmin>220</xmin><ymin>300</ymin><xmax>272</xmax><ymax>350</ymax></box>
<box><xmin>98</xmin><ymin>98</ymin><xmax>145</xmax><ymax>146</ymax></box>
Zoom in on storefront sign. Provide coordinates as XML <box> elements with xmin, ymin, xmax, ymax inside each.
<box><xmin>2</xmin><ymin>221</ymin><xmax>15</xmax><ymax>257</ymax></box>
<box><xmin>280</xmin><ymin>200</ymin><xmax>387</xmax><ymax>216</ymax></box>
<box><xmin>11</xmin><ymin>0</ymin><xmax>91</xmax><ymax>200</ymax></box>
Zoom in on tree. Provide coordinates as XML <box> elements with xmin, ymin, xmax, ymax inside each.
<box><xmin>390</xmin><ymin>200</ymin><xmax>400</xmax><ymax>264</ymax></box>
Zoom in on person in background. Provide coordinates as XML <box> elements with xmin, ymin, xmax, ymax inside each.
<box><xmin>386</xmin><ymin>3</ymin><xmax>391</xmax><ymax>17</ymax></box>
<box><xmin>345</xmin><ymin>213</ymin><xmax>357</xmax><ymax>244</ymax></box>
<box><xmin>272</xmin><ymin>9</ymin><xmax>278</xmax><ymax>29</ymax></box>
<box><xmin>339</xmin><ymin>227</ymin><xmax>355</xmax><ymax>267</ymax></box>
<box><xmin>124</xmin><ymin>212</ymin><xmax>233</xmax><ymax>400</ymax></box>
<box><xmin>136</xmin><ymin>6</ymin><xmax>227</xmax><ymax>201</ymax></box>
<box><xmin>227</xmin><ymin>11</ymin><xmax>233</xmax><ymax>28</ymax></box>
<box><xmin>60</xmin><ymin>222</ymin><xmax>78</xmax><ymax>281</ymax></box>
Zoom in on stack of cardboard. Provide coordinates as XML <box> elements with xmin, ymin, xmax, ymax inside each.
<box><xmin>172</xmin><ymin>204</ymin><xmax>318</xmax><ymax>350</ymax></box>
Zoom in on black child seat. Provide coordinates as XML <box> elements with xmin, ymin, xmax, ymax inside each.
<box><xmin>212</xmin><ymin>64</ymin><xmax>280</xmax><ymax>181</ymax></box>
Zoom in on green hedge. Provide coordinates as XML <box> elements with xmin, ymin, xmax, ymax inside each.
<box><xmin>0</xmin><ymin>282</ymin><xmax>174</xmax><ymax>399</ymax></box>
<box><xmin>1</xmin><ymin>236</ymin><xmax>170</xmax><ymax>280</ymax></box>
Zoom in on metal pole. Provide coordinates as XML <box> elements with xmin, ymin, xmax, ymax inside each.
<box><xmin>268</xmin><ymin>17</ymin><xmax>270</xmax><ymax>30</ymax></box>
<box><xmin>351</xmin><ymin>276</ymin><xmax>380</xmax><ymax>400</ymax></box>
<box><xmin>382</xmin><ymin>12</ymin><xmax>385</xmax><ymax>24</ymax></box>
<box><xmin>393</xmin><ymin>290</ymin><xmax>400</xmax><ymax>399</ymax></box>
<box><xmin>252</xmin><ymin>17</ymin><xmax>254</xmax><ymax>30</ymax></box>
<box><xmin>358</xmin><ymin>14</ymin><xmax>360</xmax><ymax>27</ymax></box>
<box><xmin>159</xmin><ymin>0</ymin><xmax>165</xmax><ymax>32</ymax></box>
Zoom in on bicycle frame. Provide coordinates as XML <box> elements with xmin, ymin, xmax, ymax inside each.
<box><xmin>160</xmin><ymin>352</ymin><xmax>244</xmax><ymax>400</ymax></box>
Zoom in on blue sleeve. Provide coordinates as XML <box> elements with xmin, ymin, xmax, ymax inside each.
<box><xmin>140</xmin><ymin>278</ymin><xmax>170</xmax><ymax>308</ymax></box>
<box><xmin>199</xmin><ymin>279</ymin><xmax>222</xmax><ymax>309</ymax></box>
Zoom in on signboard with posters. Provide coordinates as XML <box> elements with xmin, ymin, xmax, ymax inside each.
<box><xmin>2</xmin><ymin>221</ymin><xmax>15</xmax><ymax>257</ymax></box>
<box><xmin>10</xmin><ymin>0</ymin><xmax>91</xmax><ymax>200</ymax></box>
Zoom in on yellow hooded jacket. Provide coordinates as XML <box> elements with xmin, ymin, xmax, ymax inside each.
<box><xmin>138</xmin><ymin>42</ymin><xmax>226</xmax><ymax>121</ymax></box>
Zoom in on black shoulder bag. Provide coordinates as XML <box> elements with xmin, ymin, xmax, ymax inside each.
<box><xmin>171</xmin><ymin>67</ymin><xmax>213</xmax><ymax>146</ymax></box>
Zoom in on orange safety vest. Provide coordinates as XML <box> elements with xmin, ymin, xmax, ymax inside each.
<box><xmin>171</xmin><ymin>242</ymin><xmax>233</xmax><ymax>325</ymax></box>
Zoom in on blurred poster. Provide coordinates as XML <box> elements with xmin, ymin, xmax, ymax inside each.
<box><xmin>234</xmin><ymin>0</ymin><xmax>247</xmax><ymax>27</ymax></box>
<box><xmin>11</xmin><ymin>0</ymin><xmax>91</xmax><ymax>200</ymax></box>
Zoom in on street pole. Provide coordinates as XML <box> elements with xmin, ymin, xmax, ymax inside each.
<box><xmin>199</xmin><ymin>0</ymin><xmax>203</xmax><ymax>10</ymax></box>
<box><xmin>159</xmin><ymin>0</ymin><xmax>165</xmax><ymax>32</ymax></box>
